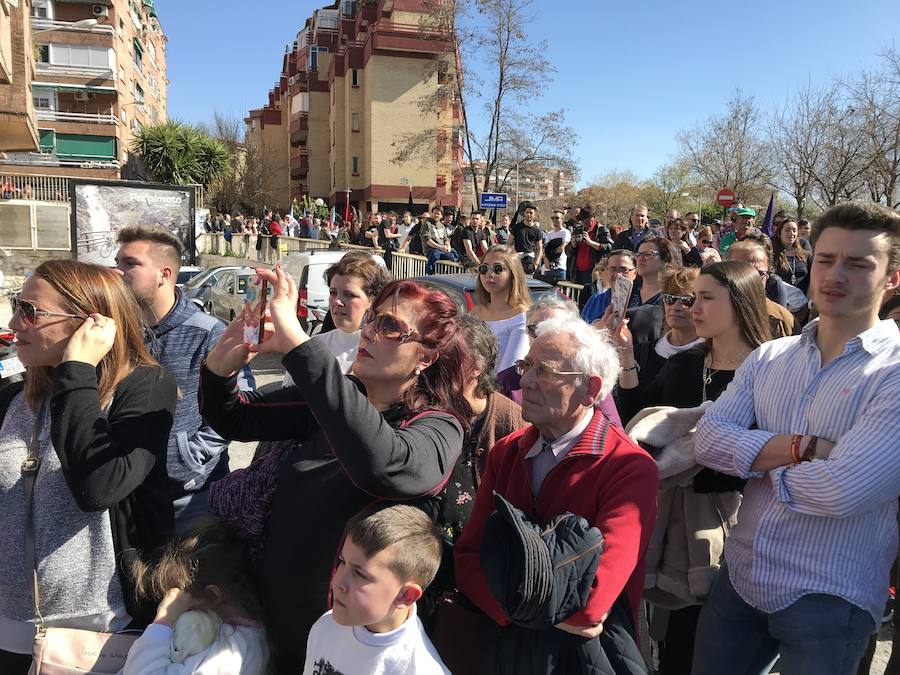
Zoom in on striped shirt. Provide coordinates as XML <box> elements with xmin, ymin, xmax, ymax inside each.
<box><xmin>695</xmin><ymin>318</ymin><xmax>900</xmax><ymax>625</ymax></box>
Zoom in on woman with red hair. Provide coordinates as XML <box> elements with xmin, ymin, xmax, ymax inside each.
<box><xmin>201</xmin><ymin>267</ymin><xmax>473</xmax><ymax>671</ymax></box>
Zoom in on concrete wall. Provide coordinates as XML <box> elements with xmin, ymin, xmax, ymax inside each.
<box><xmin>0</xmin><ymin>248</ymin><xmax>71</xmax><ymax>294</ymax></box>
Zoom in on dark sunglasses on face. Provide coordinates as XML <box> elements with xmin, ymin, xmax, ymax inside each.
<box><xmin>360</xmin><ymin>310</ymin><xmax>420</xmax><ymax>343</ymax></box>
<box><xmin>662</xmin><ymin>293</ymin><xmax>696</xmax><ymax>308</ymax></box>
<box><xmin>700</xmin><ymin>239</ymin><xmax>712</xmax><ymax>246</ymax></box>
<box><xmin>478</xmin><ymin>263</ymin><xmax>506</xmax><ymax>275</ymax></box>
<box><xmin>10</xmin><ymin>294</ymin><xmax>87</xmax><ymax>324</ymax></box>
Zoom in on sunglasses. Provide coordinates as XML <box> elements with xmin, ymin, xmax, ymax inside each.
<box><xmin>700</xmin><ymin>239</ymin><xmax>712</xmax><ymax>246</ymax></box>
<box><xmin>662</xmin><ymin>293</ymin><xmax>696</xmax><ymax>308</ymax></box>
<box><xmin>478</xmin><ymin>263</ymin><xmax>506</xmax><ymax>275</ymax></box>
<box><xmin>11</xmin><ymin>294</ymin><xmax>87</xmax><ymax>325</ymax></box>
<box><xmin>360</xmin><ymin>310</ymin><xmax>420</xmax><ymax>343</ymax></box>
<box><xmin>515</xmin><ymin>358</ymin><xmax>585</xmax><ymax>384</ymax></box>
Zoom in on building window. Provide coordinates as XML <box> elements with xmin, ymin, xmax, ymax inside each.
<box><xmin>351</xmin><ymin>112</ymin><xmax>360</xmax><ymax>132</ymax></box>
<box><xmin>352</xmin><ymin>156</ymin><xmax>359</xmax><ymax>175</ymax></box>
<box><xmin>32</xmin><ymin>91</ymin><xmax>55</xmax><ymax>110</ymax></box>
<box><xmin>147</xmin><ymin>41</ymin><xmax>156</xmax><ymax>65</ymax></box>
<box><xmin>309</xmin><ymin>45</ymin><xmax>328</xmax><ymax>70</ymax></box>
<box><xmin>341</xmin><ymin>0</ymin><xmax>357</xmax><ymax>17</ymax></box>
<box><xmin>31</xmin><ymin>0</ymin><xmax>52</xmax><ymax>19</ymax></box>
<box><xmin>36</xmin><ymin>45</ymin><xmax>50</xmax><ymax>63</ymax></box>
<box><xmin>351</xmin><ymin>69</ymin><xmax>359</xmax><ymax>87</ymax></box>
<box><xmin>119</xmin><ymin>18</ymin><xmax>125</xmax><ymax>32</ymax></box>
<box><xmin>48</xmin><ymin>44</ymin><xmax>111</xmax><ymax>69</ymax></box>
<box><xmin>135</xmin><ymin>82</ymin><xmax>145</xmax><ymax>106</ymax></box>
<box><xmin>133</xmin><ymin>39</ymin><xmax>143</xmax><ymax>71</ymax></box>
<box><xmin>149</xmin><ymin>75</ymin><xmax>158</xmax><ymax>98</ymax></box>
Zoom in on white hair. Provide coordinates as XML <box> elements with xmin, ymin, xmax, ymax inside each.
<box><xmin>534</xmin><ymin>318</ymin><xmax>620</xmax><ymax>401</ymax></box>
<box><xmin>525</xmin><ymin>293</ymin><xmax>579</xmax><ymax>323</ymax></box>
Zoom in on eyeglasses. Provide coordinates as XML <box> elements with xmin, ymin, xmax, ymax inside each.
<box><xmin>515</xmin><ymin>359</ymin><xmax>586</xmax><ymax>384</ymax></box>
<box><xmin>478</xmin><ymin>263</ymin><xmax>506</xmax><ymax>275</ymax></box>
<box><xmin>700</xmin><ymin>239</ymin><xmax>712</xmax><ymax>246</ymax></box>
<box><xmin>526</xmin><ymin>323</ymin><xmax>538</xmax><ymax>339</ymax></box>
<box><xmin>608</xmin><ymin>266</ymin><xmax>635</xmax><ymax>274</ymax></box>
<box><xmin>662</xmin><ymin>293</ymin><xmax>696</xmax><ymax>308</ymax></box>
<box><xmin>635</xmin><ymin>251</ymin><xmax>661</xmax><ymax>260</ymax></box>
<box><xmin>360</xmin><ymin>310</ymin><xmax>420</xmax><ymax>343</ymax></box>
<box><xmin>11</xmin><ymin>294</ymin><xmax>87</xmax><ymax>325</ymax></box>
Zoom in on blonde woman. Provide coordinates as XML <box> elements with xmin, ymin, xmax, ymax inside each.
<box><xmin>471</xmin><ymin>245</ymin><xmax>532</xmax><ymax>398</ymax></box>
<box><xmin>0</xmin><ymin>260</ymin><xmax>176</xmax><ymax>672</ymax></box>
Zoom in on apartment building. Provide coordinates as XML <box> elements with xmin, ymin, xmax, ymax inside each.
<box><xmin>0</xmin><ymin>0</ymin><xmax>167</xmax><ymax>181</ymax></box>
<box><xmin>461</xmin><ymin>161</ymin><xmax>576</xmax><ymax>211</ymax></box>
<box><xmin>246</xmin><ymin>0</ymin><xmax>462</xmax><ymax>216</ymax></box>
<box><xmin>1</xmin><ymin>0</ymin><xmax>39</xmax><ymax>153</ymax></box>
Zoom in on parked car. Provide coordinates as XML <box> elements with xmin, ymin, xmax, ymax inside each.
<box><xmin>0</xmin><ymin>327</ymin><xmax>24</xmax><ymax>394</ymax></box>
<box><xmin>282</xmin><ymin>249</ymin><xmax>386</xmax><ymax>332</ymax></box>
<box><xmin>206</xmin><ymin>267</ymin><xmax>270</xmax><ymax>323</ymax></box>
<box><xmin>176</xmin><ymin>265</ymin><xmax>205</xmax><ymax>287</ymax></box>
<box><xmin>412</xmin><ymin>273</ymin><xmax>561</xmax><ymax>312</ymax></box>
<box><xmin>183</xmin><ymin>266</ymin><xmax>245</xmax><ymax>309</ymax></box>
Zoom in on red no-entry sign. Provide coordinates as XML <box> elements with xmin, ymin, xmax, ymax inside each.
<box><xmin>716</xmin><ymin>188</ymin><xmax>736</xmax><ymax>207</ymax></box>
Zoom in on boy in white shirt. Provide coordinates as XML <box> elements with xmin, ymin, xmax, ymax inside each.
<box><xmin>303</xmin><ymin>504</ymin><xmax>450</xmax><ymax>675</ymax></box>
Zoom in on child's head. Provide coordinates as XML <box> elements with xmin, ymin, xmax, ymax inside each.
<box><xmin>133</xmin><ymin>525</ymin><xmax>261</xmax><ymax>621</ymax></box>
<box><xmin>332</xmin><ymin>504</ymin><xmax>441</xmax><ymax>631</ymax></box>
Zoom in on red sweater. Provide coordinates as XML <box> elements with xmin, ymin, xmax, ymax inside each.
<box><xmin>454</xmin><ymin>408</ymin><xmax>658</xmax><ymax>628</ymax></box>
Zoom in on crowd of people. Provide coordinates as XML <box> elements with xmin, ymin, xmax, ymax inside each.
<box><xmin>0</xmin><ymin>198</ymin><xmax>898</xmax><ymax>675</ymax></box>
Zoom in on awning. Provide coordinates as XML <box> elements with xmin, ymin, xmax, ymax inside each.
<box><xmin>55</xmin><ymin>133</ymin><xmax>117</xmax><ymax>160</ymax></box>
<box><xmin>55</xmin><ymin>0</ymin><xmax>111</xmax><ymax>4</ymax></box>
<box><xmin>133</xmin><ymin>37</ymin><xmax>144</xmax><ymax>55</ymax></box>
<box><xmin>38</xmin><ymin>129</ymin><xmax>56</xmax><ymax>153</ymax></box>
<box><xmin>32</xmin><ymin>83</ymin><xmax>117</xmax><ymax>94</ymax></box>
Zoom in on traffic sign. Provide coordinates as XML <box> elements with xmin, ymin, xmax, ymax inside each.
<box><xmin>479</xmin><ymin>192</ymin><xmax>508</xmax><ymax>209</ymax></box>
<box><xmin>716</xmin><ymin>188</ymin><xmax>736</xmax><ymax>207</ymax></box>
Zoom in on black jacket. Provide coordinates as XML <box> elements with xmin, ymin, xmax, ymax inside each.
<box><xmin>0</xmin><ymin>363</ymin><xmax>176</xmax><ymax>627</ymax></box>
<box><xmin>199</xmin><ymin>339</ymin><xmax>463</xmax><ymax>670</ymax></box>
<box><xmin>566</xmin><ymin>221</ymin><xmax>613</xmax><ymax>279</ymax></box>
<box><xmin>481</xmin><ymin>492</ymin><xmax>646</xmax><ymax>675</ymax></box>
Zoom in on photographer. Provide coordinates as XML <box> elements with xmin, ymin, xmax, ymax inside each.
<box><xmin>566</xmin><ymin>206</ymin><xmax>613</xmax><ymax>284</ymax></box>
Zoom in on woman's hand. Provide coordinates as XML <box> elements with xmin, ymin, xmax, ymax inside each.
<box><xmin>154</xmin><ymin>588</ymin><xmax>195</xmax><ymax>628</ymax></box>
<box><xmin>592</xmin><ymin>306</ymin><xmax>633</xmax><ymax>349</ymax></box>
<box><xmin>62</xmin><ymin>314</ymin><xmax>116</xmax><ymax>366</ymax></box>
<box><xmin>205</xmin><ymin>309</ymin><xmax>255</xmax><ymax>377</ymax></box>
<box><xmin>248</xmin><ymin>264</ymin><xmax>309</xmax><ymax>355</ymax></box>
<box><xmin>555</xmin><ymin>612</ymin><xmax>607</xmax><ymax>639</ymax></box>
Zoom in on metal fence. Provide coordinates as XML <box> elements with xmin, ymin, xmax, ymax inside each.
<box><xmin>0</xmin><ymin>172</ymin><xmax>205</xmax><ymax>206</ymax></box>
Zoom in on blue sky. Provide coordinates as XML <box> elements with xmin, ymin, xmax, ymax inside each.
<box><xmin>158</xmin><ymin>0</ymin><xmax>899</xmax><ymax>187</ymax></box>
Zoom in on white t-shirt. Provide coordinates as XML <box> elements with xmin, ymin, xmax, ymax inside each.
<box><xmin>303</xmin><ymin>605</ymin><xmax>449</xmax><ymax>675</ymax></box>
<box><xmin>486</xmin><ymin>312</ymin><xmax>530</xmax><ymax>375</ymax></box>
<box><xmin>542</xmin><ymin>227</ymin><xmax>571</xmax><ymax>272</ymax></box>
<box><xmin>282</xmin><ymin>329</ymin><xmax>361</xmax><ymax>386</ymax></box>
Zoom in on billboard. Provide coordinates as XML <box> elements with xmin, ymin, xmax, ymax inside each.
<box><xmin>69</xmin><ymin>180</ymin><xmax>196</xmax><ymax>267</ymax></box>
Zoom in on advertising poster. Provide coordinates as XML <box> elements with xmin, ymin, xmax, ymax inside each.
<box><xmin>69</xmin><ymin>180</ymin><xmax>196</xmax><ymax>266</ymax></box>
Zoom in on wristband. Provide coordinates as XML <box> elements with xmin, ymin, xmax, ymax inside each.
<box><xmin>790</xmin><ymin>434</ymin><xmax>803</xmax><ymax>464</ymax></box>
<box><xmin>621</xmin><ymin>363</ymin><xmax>638</xmax><ymax>373</ymax></box>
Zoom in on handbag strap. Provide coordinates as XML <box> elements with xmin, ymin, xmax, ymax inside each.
<box><xmin>22</xmin><ymin>402</ymin><xmax>46</xmax><ymax>633</ymax></box>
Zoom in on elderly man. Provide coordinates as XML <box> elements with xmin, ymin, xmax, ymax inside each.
<box><xmin>718</xmin><ymin>207</ymin><xmax>757</xmax><ymax>253</ymax></box>
<box><xmin>455</xmin><ymin>319</ymin><xmax>658</xmax><ymax>669</ymax></box>
<box><xmin>727</xmin><ymin>240</ymin><xmax>798</xmax><ymax>337</ymax></box>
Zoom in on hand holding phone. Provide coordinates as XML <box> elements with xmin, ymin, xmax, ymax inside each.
<box><xmin>256</xmin><ymin>280</ymin><xmax>269</xmax><ymax>344</ymax></box>
<box><xmin>609</xmin><ymin>275</ymin><xmax>633</xmax><ymax>332</ymax></box>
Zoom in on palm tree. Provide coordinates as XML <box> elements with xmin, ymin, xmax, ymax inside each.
<box><xmin>132</xmin><ymin>121</ymin><xmax>231</xmax><ymax>187</ymax></box>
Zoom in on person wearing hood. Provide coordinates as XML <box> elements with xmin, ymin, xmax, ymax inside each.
<box><xmin>115</xmin><ymin>226</ymin><xmax>235</xmax><ymax>532</ymax></box>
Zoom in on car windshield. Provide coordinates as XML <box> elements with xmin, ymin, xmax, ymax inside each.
<box><xmin>181</xmin><ymin>270</ymin><xmax>207</xmax><ymax>287</ymax></box>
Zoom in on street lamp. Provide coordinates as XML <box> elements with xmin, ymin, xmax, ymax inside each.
<box><xmin>33</xmin><ymin>18</ymin><xmax>99</xmax><ymax>34</ymax></box>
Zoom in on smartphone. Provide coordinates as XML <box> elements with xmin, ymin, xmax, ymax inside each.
<box><xmin>609</xmin><ymin>275</ymin><xmax>633</xmax><ymax>332</ymax></box>
<box><xmin>256</xmin><ymin>279</ymin><xmax>268</xmax><ymax>344</ymax></box>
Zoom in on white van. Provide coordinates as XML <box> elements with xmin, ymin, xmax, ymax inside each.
<box><xmin>282</xmin><ymin>249</ymin><xmax>387</xmax><ymax>331</ymax></box>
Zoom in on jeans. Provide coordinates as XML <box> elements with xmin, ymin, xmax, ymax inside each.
<box><xmin>426</xmin><ymin>247</ymin><xmax>458</xmax><ymax>274</ymax></box>
<box><xmin>173</xmin><ymin>490</ymin><xmax>212</xmax><ymax>534</ymax></box>
<box><xmin>692</xmin><ymin>566</ymin><xmax>875</xmax><ymax>675</ymax></box>
<box><xmin>574</xmin><ymin>269</ymin><xmax>593</xmax><ymax>284</ymax></box>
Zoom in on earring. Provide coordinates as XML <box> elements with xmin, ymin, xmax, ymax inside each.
<box><xmin>415</xmin><ymin>367</ymin><xmax>422</xmax><ymax>376</ymax></box>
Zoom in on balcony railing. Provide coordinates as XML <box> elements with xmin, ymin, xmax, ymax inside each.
<box><xmin>35</xmin><ymin>63</ymin><xmax>115</xmax><ymax>80</ymax></box>
<box><xmin>31</xmin><ymin>18</ymin><xmax>117</xmax><ymax>35</ymax></box>
<box><xmin>0</xmin><ymin>153</ymin><xmax>120</xmax><ymax>170</ymax></box>
<box><xmin>0</xmin><ymin>172</ymin><xmax>205</xmax><ymax>206</ymax></box>
<box><xmin>36</xmin><ymin>110</ymin><xmax>119</xmax><ymax>125</ymax></box>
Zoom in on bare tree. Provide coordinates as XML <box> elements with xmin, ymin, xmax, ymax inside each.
<box><xmin>393</xmin><ymin>0</ymin><xmax>577</xmax><ymax>203</ymax></box>
<box><xmin>573</xmin><ymin>170</ymin><xmax>643</xmax><ymax>227</ymax></box>
<box><xmin>851</xmin><ymin>48</ymin><xmax>900</xmax><ymax>209</ymax></box>
<box><xmin>678</xmin><ymin>91</ymin><xmax>773</xmax><ymax>203</ymax></box>
<box><xmin>642</xmin><ymin>161</ymin><xmax>695</xmax><ymax>217</ymax></box>
<box><xmin>768</xmin><ymin>85</ymin><xmax>831</xmax><ymax>219</ymax></box>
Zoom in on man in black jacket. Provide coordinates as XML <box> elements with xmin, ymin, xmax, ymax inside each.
<box><xmin>511</xmin><ymin>202</ymin><xmax>543</xmax><ymax>275</ymax></box>
<box><xmin>612</xmin><ymin>202</ymin><xmax>659</xmax><ymax>252</ymax></box>
<box><xmin>566</xmin><ymin>206</ymin><xmax>613</xmax><ymax>284</ymax></box>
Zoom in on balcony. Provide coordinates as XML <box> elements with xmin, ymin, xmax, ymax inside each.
<box><xmin>36</xmin><ymin>110</ymin><xmax>119</xmax><ymax>125</ymax></box>
<box><xmin>35</xmin><ymin>63</ymin><xmax>115</xmax><ymax>81</ymax></box>
<box><xmin>290</xmin><ymin>113</ymin><xmax>309</xmax><ymax>144</ymax></box>
<box><xmin>0</xmin><ymin>152</ymin><xmax>119</xmax><ymax>170</ymax></box>
<box><xmin>31</xmin><ymin>18</ymin><xmax>117</xmax><ymax>35</ymax></box>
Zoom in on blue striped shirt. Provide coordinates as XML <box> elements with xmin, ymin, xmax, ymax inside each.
<box><xmin>696</xmin><ymin>318</ymin><xmax>900</xmax><ymax>625</ymax></box>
